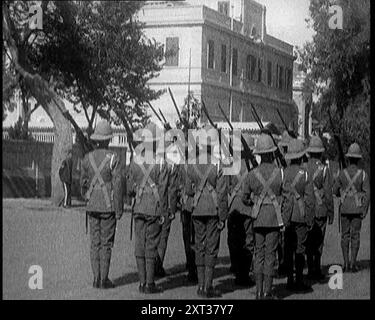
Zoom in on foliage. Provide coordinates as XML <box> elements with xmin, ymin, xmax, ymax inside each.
<box><xmin>175</xmin><ymin>92</ymin><xmax>202</xmax><ymax>130</ymax></box>
<box><xmin>298</xmin><ymin>0</ymin><xmax>370</xmax><ymax>165</ymax></box>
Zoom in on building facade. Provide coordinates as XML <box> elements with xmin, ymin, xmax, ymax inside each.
<box><xmin>138</xmin><ymin>0</ymin><xmax>297</xmax><ymax>131</ymax></box>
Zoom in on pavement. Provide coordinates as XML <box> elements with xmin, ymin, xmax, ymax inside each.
<box><xmin>2</xmin><ymin>198</ymin><xmax>370</xmax><ymax>300</ymax></box>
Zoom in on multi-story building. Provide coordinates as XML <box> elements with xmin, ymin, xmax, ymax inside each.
<box><xmin>139</xmin><ymin>0</ymin><xmax>298</xmax><ymax>132</ymax></box>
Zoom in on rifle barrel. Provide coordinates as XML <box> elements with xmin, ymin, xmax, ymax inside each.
<box><xmin>168</xmin><ymin>87</ymin><xmax>183</xmax><ymax>122</ymax></box>
<box><xmin>201</xmin><ymin>99</ymin><xmax>217</xmax><ymax>129</ymax></box>
<box><xmin>217</xmin><ymin>103</ymin><xmax>233</xmax><ymax>131</ymax></box>
<box><xmin>147</xmin><ymin>102</ymin><xmax>163</xmax><ymax>123</ymax></box>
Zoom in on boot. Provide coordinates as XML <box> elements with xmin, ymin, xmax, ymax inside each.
<box><xmin>255</xmin><ymin>273</ymin><xmax>263</xmax><ymax>299</ymax></box>
<box><xmin>294</xmin><ymin>254</ymin><xmax>311</xmax><ymax>292</ymax></box>
<box><xmin>350</xmin><ymin>241</ymin><xmax>360</xmax><ymax>273</ymax></box>
<box><xmin>196</xmin><ymin>266</ymin><xmax>205</xmax><ymax>297</ymax></box>
<box><xmin>187</xmin><ymin>267</ymin><xmax>198</xmax><ymax>284</ymax></box>
<box><xmin>341</xmin><ymin>240</ymin><xmax>350</xmax><ymax>273</ymax></box>
<box><xmin>204</xmin><ymin>266</ymin><xmax>221</xmax><ymax>298</ymax></box>
<box><xmin>136</xmin><ymin>257</ymin><xmax>146</xmax><ymax>293</ymax></box>
<box><xmin>100</xmin><ymin>251</ymin><xmax>115</xmax><ymax>289</ymax></box>
<box><xmin>145</xmin><ymin>258</ymin><xmax>163</xmax><ymax>294</ymax></box>
<box><xmin>263</xmin><ymin>275</ymin><xmax>275</xmax><ymax>300</ymax></box>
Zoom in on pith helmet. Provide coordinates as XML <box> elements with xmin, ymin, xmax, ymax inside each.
<box><xmin>198</xmin><ymin>123</ymin><xmax>219</xmax><ymax>146</ymax></box>
<box><xmin>285</xmin><ymin>139</ymin><xmax>305</xmax><ymax>160</ymax></box>
<box><xmin>90</xmin><ymin>120</ymin><xmax>113</xmax><ymax>141</ymax></box>
<box><xmin>253</xmin><ymin>134</ymin><xmax>277</xmax><ymax>154</ymax></box>
<box><xmin>345</xmin><ymin>143</ymin><xmax>362</xmax><ymax>158</ymax></box>
<box><xmin>278</xmin><ymin>130</ymin><xmax>292</xmax><ymax>147</ymax></box>
<box><xmin>242</xmin><ymin>133</ymin><xmax>255</xmax><ymax>150</ymax></box>
<box><xmin>306</xmin><ymin>135</ymin><xmax>325</xmax><ymax>153</ymax></box>
<box><xmin>142</xmin><ymin>122</ymin><xmax>163</xmax><ymax>142</ymax></box>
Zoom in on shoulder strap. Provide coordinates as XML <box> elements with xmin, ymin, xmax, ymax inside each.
<box><xmin>192</xmin><ymin>165</ymin><xmax>217</xmax><ymax>209</ymax></box>
<box><xmin>229</xmin><ymin>173</ymin><xmax>247</xmax><ymax>207</ymax></box>
<box><xmin>137</xmin><ymin>164</ymin><xmax>159</xmax><ymax>204</ymax></box>
<box><xmin>290</xmin><ymin>170</ymin><xmax>305</xmax><ymax>217</ymax></box>
<box><xmin>86</xmin><ymin>153</ymin><xmax>111</xmax><ymax>208</ymax></box>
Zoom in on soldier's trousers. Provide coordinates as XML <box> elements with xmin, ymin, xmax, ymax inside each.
<box><xmin>193</xmin><ymin>216</ymin><xmax>220</xmax><ymax>267</ymax></box>
<box><xmin>156</xmin><ymin>214</ymin><xmax>172</xmax><ymax>268</ymax></box>
<box><xmin>181</xmin><ymin>210</ymin><xmax>196</xmax><ymax>274</ymax></box>
<box><xmin>341</xmin><ymin>214</ymin><xmax>362</xmax><ymax>263</ymax></box>
<box><xmin>254</xmin><ymin>227</ymin><xmax>279</xmax><ymax>276</ymax></box>
<box><xmin>134</xmin><ymin>214</ymin><xmax>162</xmax><ymax>259</ymax></box>
<box><xmin>227</xmin><ymin>211</ymin><xmax>254</xmax><ymax>278</ymax></box>
<box><xmin>88</xmin><ymin>211</ymin><xmax>116</xmax><ymax>281</ymax></box>
<box><xmin>306</xmin><ymin>217</ymin><xmax>327</xmax><ymax>274</ymax></box>
<box><xmin>284</xmin><ymin>222</ymin><xmax>308</xmax><ymax>276</ymax></box>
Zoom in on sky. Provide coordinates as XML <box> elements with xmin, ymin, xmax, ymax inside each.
<box><xmin>257</xmin><ymin>0</ymin><xmax>316</xmax><ymax>48</ymax></box>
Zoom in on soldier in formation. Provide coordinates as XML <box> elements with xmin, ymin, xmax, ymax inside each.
<box><xmin>282</xmin><ymin>139</ymin><xmax>314</xmax><ymax>292</ymax></box>
<box><xmin>242</xmin><ymin>133</ymin><xmax>285</xmax><ymax>299</ymax></box>
<box><xmin>227</xmin><ymin>133</ymin><xmax>256</xmax><ymax>286</ymax></box>
<box><xmin>182</xmin><ymin>124</ymin><xmax>228</xmax><ymax>298</ymax></box>
<box><xmin>125</xmin><ymin>122</ymin><xmax>178</xmax><ymax>294</ymax></box>
<box><xmin>333</xmin><ymin>143</ymin><xmax>370</xmax><ymax>272</ymax></box>
<box><xmin>304</xmin><ymin>136</ymin><xmax>334</xmax><ymax>281</ymax></box>
<box><xmin>80</xmin><ymin>120</ymin><xmax>123</xmax><ymax>289</ymax></box>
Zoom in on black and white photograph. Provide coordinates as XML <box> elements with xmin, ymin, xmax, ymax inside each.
<box><xmin>2</xmin><ymin>0</ymin><xmax>371</xmax><ymax>304</ymax></box>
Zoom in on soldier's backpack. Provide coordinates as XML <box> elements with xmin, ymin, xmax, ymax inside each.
<box><xmin>290</xmin><ymin>169</ymin><xmax>308</xmax><ymax>218</ymax></box>
<box><xmin>251</xmin><ymin>167</ymin><xmax>284</xmax><ymax>227</ymax></box>
<box><xmin>340</xmin><ymin>169</ymin><xmax>365</xmax><ymax>209</ymax></box>
<box><xmin>192</xmin><ymin>165</ymin><xmax>218</xmax><ymax>213</ymax></box>
<box><xmin>135</xmin><ymin>163</ymin><xmax>161</xmax><ymax>208</ymax></box>
<box><xmin>312</xmin><ymin>164</ymin><xmax>327</xmax><ymax>206</ymax></box>
<box><xmin>86</xmin><ymin>152</ymin><xmax>115</xmax><ymax>209</ymax></box>
<box><xmin>228</xmin><ymin>173</ymin><xmax>247</xmax><ymax>208</ymax></box>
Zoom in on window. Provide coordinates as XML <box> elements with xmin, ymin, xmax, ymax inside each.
<box><xmin>246</xmin><ymin>54</ymin><xmax>257</xmax><ymax>80</ymax></box>
<box><xmin>286</xmin><ymin>68</ymin><xmax>293</xmax><ymax>91</ymax></box>
<box><xmin>165</xmin><ymin>37</ymin><xmax>179</xmax><ymax>66</ymax></box>
<box><xmin>267</xmin><ymin>61</ymin><xmax>272</xmax><ymax>86</ymax></box>
<box><xmin>207</xmin><ymin>40</ymin><xmax>215</xmax><ymax>69</ymax></box>
<box><xmin>277</xmin><ymin>65</ymin><xmax>284</xmax><ymax>90</ymax></box>
<box><xmin>218</xmin><ymin>1</ymin><xmax>229</xmax><ymax>17</ymax></box>
<box><xmin>257</xmin><ymin>58</ymin><xmax>263</xmax><ymax>82</ymax></box>
<box><xmin>232</xmin><ymin>48</ymin><xmax>238</xmax><ymax>76</ymax></box>
<box><xmin>221</xmin><ymin>44</ymin><xmax>227</xmax><ymax>73</ymax></box>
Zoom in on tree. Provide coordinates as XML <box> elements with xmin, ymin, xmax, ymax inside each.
<box><xmin>176</xmin><ymin>92</ymin><xmax>202</xmax><ymax>130</ymax></box>
<box><xmin>298</xmin><ymin>0</ymin><xmax>370</xmax><ymax>167</ymax></box>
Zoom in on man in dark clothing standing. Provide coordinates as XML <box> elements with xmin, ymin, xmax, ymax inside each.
<box><xmin>59</xmin><ymin>149</ymin><xmax>73</xmax><ymax>208</ymax></box>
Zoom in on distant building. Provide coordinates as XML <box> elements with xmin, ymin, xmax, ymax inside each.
<box><xmin>292</xmin><ymin>60</ymin><xmax>312</xmax><ymax>139</ymax></box>
<box><xmin>139</xmin><ymin>0</ymin><xmax>297</xmax><ymax>131</ymax></box>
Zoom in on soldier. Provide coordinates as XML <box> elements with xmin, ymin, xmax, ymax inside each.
<box><xmin>227</xmin><ymin>133</ymin><xmax>256</xmax><ymax>286</ymax></box>
<box><xmin>155</xmin><ymin>135</ymin><xmax>178</xmax><ymax>277</ymax></box>
<box><xmin>333</xmin><ymin>143</ymin><xmax>369</xmax><ymax>272</ymax></box>
<box><xmin>305</xmin><ymin>136</ymin><xmax>334</xmax><ymax>281</ymax></box>
<box><xmin>126</xmin><ymin>122</ymin><xmax>178</xmax><ymax>294</ymax></box>
<box><xmin>242</xmin><ymin>133</ymin><xmax>284</xmax><ymax>299</ymax></box>
<box><xmin>282</xmin><ymin>139</ymin><xmax>314</xmax><ymax>292</ymax></box>
<box><xmin>80</xmin><ymin>120</ymin><xmax>123</xmax><ymax>289</ymax></box>
<box><xmin>59</xmin><ymin>149</ymin><xmax>73</xmax><ymax>208</ymax></box>
<box><xmin>185</xmin><ymin>124</ymin><xmax>228</xmax><ymax>298</ymax></box>
<box><xmin>278</xmin><ymin>131</ymin><xmax>292</xmax><ymax>155</ymax></box>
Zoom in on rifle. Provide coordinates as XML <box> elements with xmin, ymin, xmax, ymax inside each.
<box><xmin>147</xmin><ymin>101</ymin><xmax>164</xmax><ymax>124</ymax></box>
<box><xmin>168</xmin><ymin>87</ymin><xmax>183</xmax><ymax>124</ymax></box>
<box><xmin>129</xmin><ymin>198</ymin><xmax>136</xmax><ymax>241</ymax></box>
<box><xmin>158</xmin><ymin>108</ymin><xmax>172</xmax><ymax>130</ymax></box>
<box><xmin>250</xmin><ymin>103</ymin><xmax>287</xmax><ymax>168</ymax></box>
<box><xmin>276</xmin><ymin>108</ymin><xmax>297</xmax><ymax>138</ymax></box>
<box><xmin>327</xmin><ymin>109</ymin><xmax>346</xmax><ymax>169</ymax></box>
<box><xmin>217</xmin><ymin>102</ymin><xmax>258</xmax><ymax>169</ymax></box>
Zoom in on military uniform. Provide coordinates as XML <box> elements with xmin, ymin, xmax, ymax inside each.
<box><xmin>126</xmin><ymin>123</ymin><xmax>178</xmax><ymax>294</ymax></box>
<box><xmin>242</xmin><ymin>134</ymin><xmax>284</xmax><ymax>299</ymax></box>
<box><xmin>80</xmin><ymin>121</ymin><xmax>123</xmax><ymax>289</ymax></box>
<box><xmin>184</xmin><ymin>125</ymin><xmax>228</xmax><ymax>298</ymax></box>
<box><xmin>305</xmin><ymin>136</ymin><xmax>333</xmax><ymax>280</ymax></box>
<box><xmin>227</xmin><ymin>134</ymin><xmax>256</xmax><ymax>285</ymax></box>
<box><xmin>282</xmin><ymin>139</ymin><xmax>314</xmax><ymax>291</ymax></box>
<box><xmin>333</xmin><ymin>143</ymin><xmax>370</xmax><ymax>272</ymax></box>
